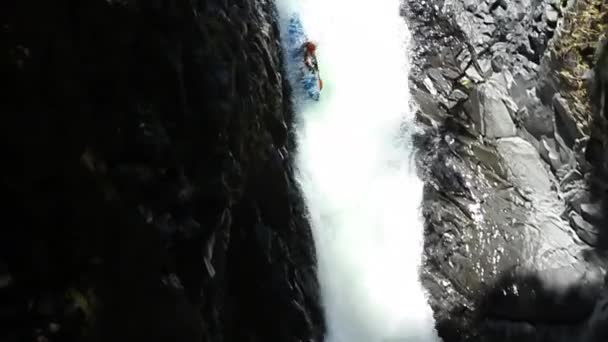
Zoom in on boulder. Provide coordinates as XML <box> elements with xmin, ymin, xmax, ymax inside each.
<box><xmin>496</xmin><ymin>137</ymin><xmax>552</xmax><ymax>193</ymax></box>
<box><xmin>468</xmin><ymin>82</ymin><xmax>518</xmax><ymax>138</ymax></box>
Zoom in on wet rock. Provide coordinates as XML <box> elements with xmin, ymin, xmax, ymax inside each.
<box><xmin>467</xmin><ymin>83</ymin><xmax>517</xmax><ymax>138</ymax></box>
<box><xmin>414</xmin><ymin>88</ymin><xmax>449</xmax><ymax>126</ymax></box>
<box><xmin>406</xmin><ymin>0</ymin><xmax>608</xmax><ymax>340</ymax></box>
<box><xmin>428</xmin><ymin>68</ymin><xmax>453</xmax><ymax>95</ymax></box>
<box><xmin>496</xmin><ymin>137</ymin><xmax>552</xmax><ymax>193</ymax></box>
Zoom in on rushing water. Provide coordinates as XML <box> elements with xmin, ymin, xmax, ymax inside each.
<box><xmin>277</xmin><ymin>0</ymin><xmax>440</xmax><ymax>341</ymax></box>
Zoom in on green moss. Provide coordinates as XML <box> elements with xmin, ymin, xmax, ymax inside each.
<box><xmin>552</xmin><ymin>0</ymin><xmax>608</xmax><ymax>133</ymax></box>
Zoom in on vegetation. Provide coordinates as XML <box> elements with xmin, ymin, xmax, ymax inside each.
<box><xmin>552</xmin><ymin>0</ymin><xmax>608</xmax><ymax>132</ymax></box>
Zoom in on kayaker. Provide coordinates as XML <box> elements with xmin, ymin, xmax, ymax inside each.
<box><xmin>303</xmin><ymin>41</ymin><xmax>323</xmax><ymax>90</ymax></box>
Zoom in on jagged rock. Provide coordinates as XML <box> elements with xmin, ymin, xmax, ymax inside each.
<box><xmin>466</xmin><ymin>65</ymin><xmax>485</xmax><ymax>83</ymax></box>
<box><xmin>489</xmin><ymin>70</ymin><xmax>515</xmax><ymax>92</ymax></box>
<box><xmin>553</xmin><ymin>93</ymin><xmax>583</xmax><ymax>145</ymax></box>
<box><xmin>442</xmin><ymin>67</ymin><xmax>462</xmax><ymax>80</ymax></box>
<box><xmin>560</xmin><ymin>169</ymin><xmax>583</xmax><ymax>187</ymax></box>
<box><xmin>414</xmin><ymin>87</ymin><xmax>449</xmax><ymax>126</ymax></box>
<box><xmin>406</xmin><ymin>0</ymin><xmax>607</xmax><ymax>340</ymax></box>
<box><xmin>553</xmin><ymin>131</ymin><xmax>577</xmax><ymax>169</ymax></box>
<box><xmin>479</xmin><ymin>59</ymin><xmax>493</xmax><ymax>77</ymax></box>
<box><xmin>518</xmin><ymin>126</ymin><xmax>541</xmax><ymax>150</ymax></box>
<box><xmin>581</xmin><ymin>203</ymin><xmax>604</xmax><ymax>225</ymax></box>
<box><xmin>539</xmin><ymin>136</ymin><xmax>562</xmax><ymax>170</ymax></box>
<box><xmin>492</xmin><ymin>52</ymin><xmax>510</xmax><ymax>72</ymax></box>
<box><xmin>569</xmin><ymin>212</ymin><xmax>599</xmax><ymax>246</ymax></box>
<box><xmin>423</xmin><ymin>76</ymin><xmax>439</xmax><ymax>95</ymax></box>
<box><xmin>523</xmin><ymin>101</ymin><xmax>555</xmax><ymax>139</ymax></box>
<box><xmin>447</xmin><ymin>89</ymin><xmax>468</xmax><ymax>109</ymax></box>
<box><xmin>564</xmin><ymin>187</ymin><xmax>591</xmax><ymax>214</ymax></box>
<box><xmin>467</xmin><ymin>82</ymin><xmax>517</xmax><ymax>138</ymax></box>
<box><xmin>449</xmin><ymin>89</ymin><xmax>469</xmax><ymax>103</ymax></box>
<box><xmin>428</xmin><ymin>68</ymin><xmax>453</xmax><ymax>95</ymax></box>
<box><xmin>496</xmin><ymin>137</ymin><xmax>552</xmax><ymax>192</ymax></box>
<box><xmin>545</xmin><ymin>6</ymin><xmax>559</xmax><ymax>24</ymax></box>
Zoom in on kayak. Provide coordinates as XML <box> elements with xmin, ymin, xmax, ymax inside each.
<box><xmin>286</xmin><ymin>14</ymin><xmax>322</xmax><ymax>101</ymax></box>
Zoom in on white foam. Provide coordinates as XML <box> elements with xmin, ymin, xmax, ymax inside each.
<box><xmin>277</xmin><ymin>0</ymin><xmax>441</xmax><ymax>341</ymax></box>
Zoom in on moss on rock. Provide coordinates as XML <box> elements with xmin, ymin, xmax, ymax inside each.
<box><xmin>551</xmin><ymin>0</ymin><xmax>608</xmax><ymax>132</ymax></box>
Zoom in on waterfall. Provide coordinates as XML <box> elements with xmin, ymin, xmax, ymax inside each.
<box><xmin>277</xmin><ymin>0</ymin><xmax>440</xmax><ymax>341</ymax></box>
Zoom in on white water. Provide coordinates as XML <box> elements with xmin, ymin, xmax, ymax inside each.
<box><xmin>277</xmin><ymin>1</ymin><xmax>440</xmax><ymax>341</ymax></box>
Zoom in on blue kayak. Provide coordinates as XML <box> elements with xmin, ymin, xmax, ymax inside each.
<box><xmin>286</xmin><ymin>14</ymin><xmax>322</xmax><ymax>101</ymax></box>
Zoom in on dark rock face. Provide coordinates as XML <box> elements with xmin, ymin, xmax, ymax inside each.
<box><xmin>588</xmin><ymin>41</ymin><xmax>608</xmax><ymax>198</ymax></box>
<box><xmin>0</xmin><ymin>1</ymin><xmax>323</xmax><ymax>341</ymax></box>
<box><xmin>407</xmin><ymin>0</ymin><xmax>608</xmax><ymax>341</ymax></box>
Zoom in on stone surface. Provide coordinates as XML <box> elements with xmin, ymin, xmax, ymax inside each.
<box><xmin>524</xmin><ymin>100</ymin><xmax>555</xmax><ymax>139</ymax></box>
<box><xmin>569</xmin><ymin>212</ymin><xmax>599</xmax><ymax>246</ymax></box>
<box><xmin>0</xmin><ymin>1</ymin><xmax>323</xmax><ymax>342</ymax></box>
<box><xmin>496</xmin><ymin>137</ymin><xmax>553</xmax><ymax>192</ymax></box>
<box><xmin>468</xmin><ymin>82</ymin><xmax>518</xmax><ymax>138</ymax></box>
<box><xmin>581</xmin><ymin>203</ymin><xmax>604</xmax><ymax>225</ymax></box>
<box><xmin>554</xmin><ymin>93</ymin><xmax>584</xmax><ymax>146</ymax></box>
<box><xmin>406</xmin><ymin>0</ymin><xmax>608</xmax><ymax>340</ymax></box>
<box><xmin>539</xmin><ymin>136</ymin><xmax>562</xmax><ymax>171</ymax></box>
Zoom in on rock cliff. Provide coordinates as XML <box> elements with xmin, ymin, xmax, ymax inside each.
<box><xmin>0</xmin><ymin>1</ymin><xmax>323</xmax><ymax>341</ymax></box>
<box><xmin>406</xmin><ymin>0</ymin><xmax>608</xmax><ymax>340</ymax></box>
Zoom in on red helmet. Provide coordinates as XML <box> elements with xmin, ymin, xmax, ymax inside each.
<box><xmin>306</xmin><ymin>42</ymin><xmax>317</xmax><ymax>53</ymax></box>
